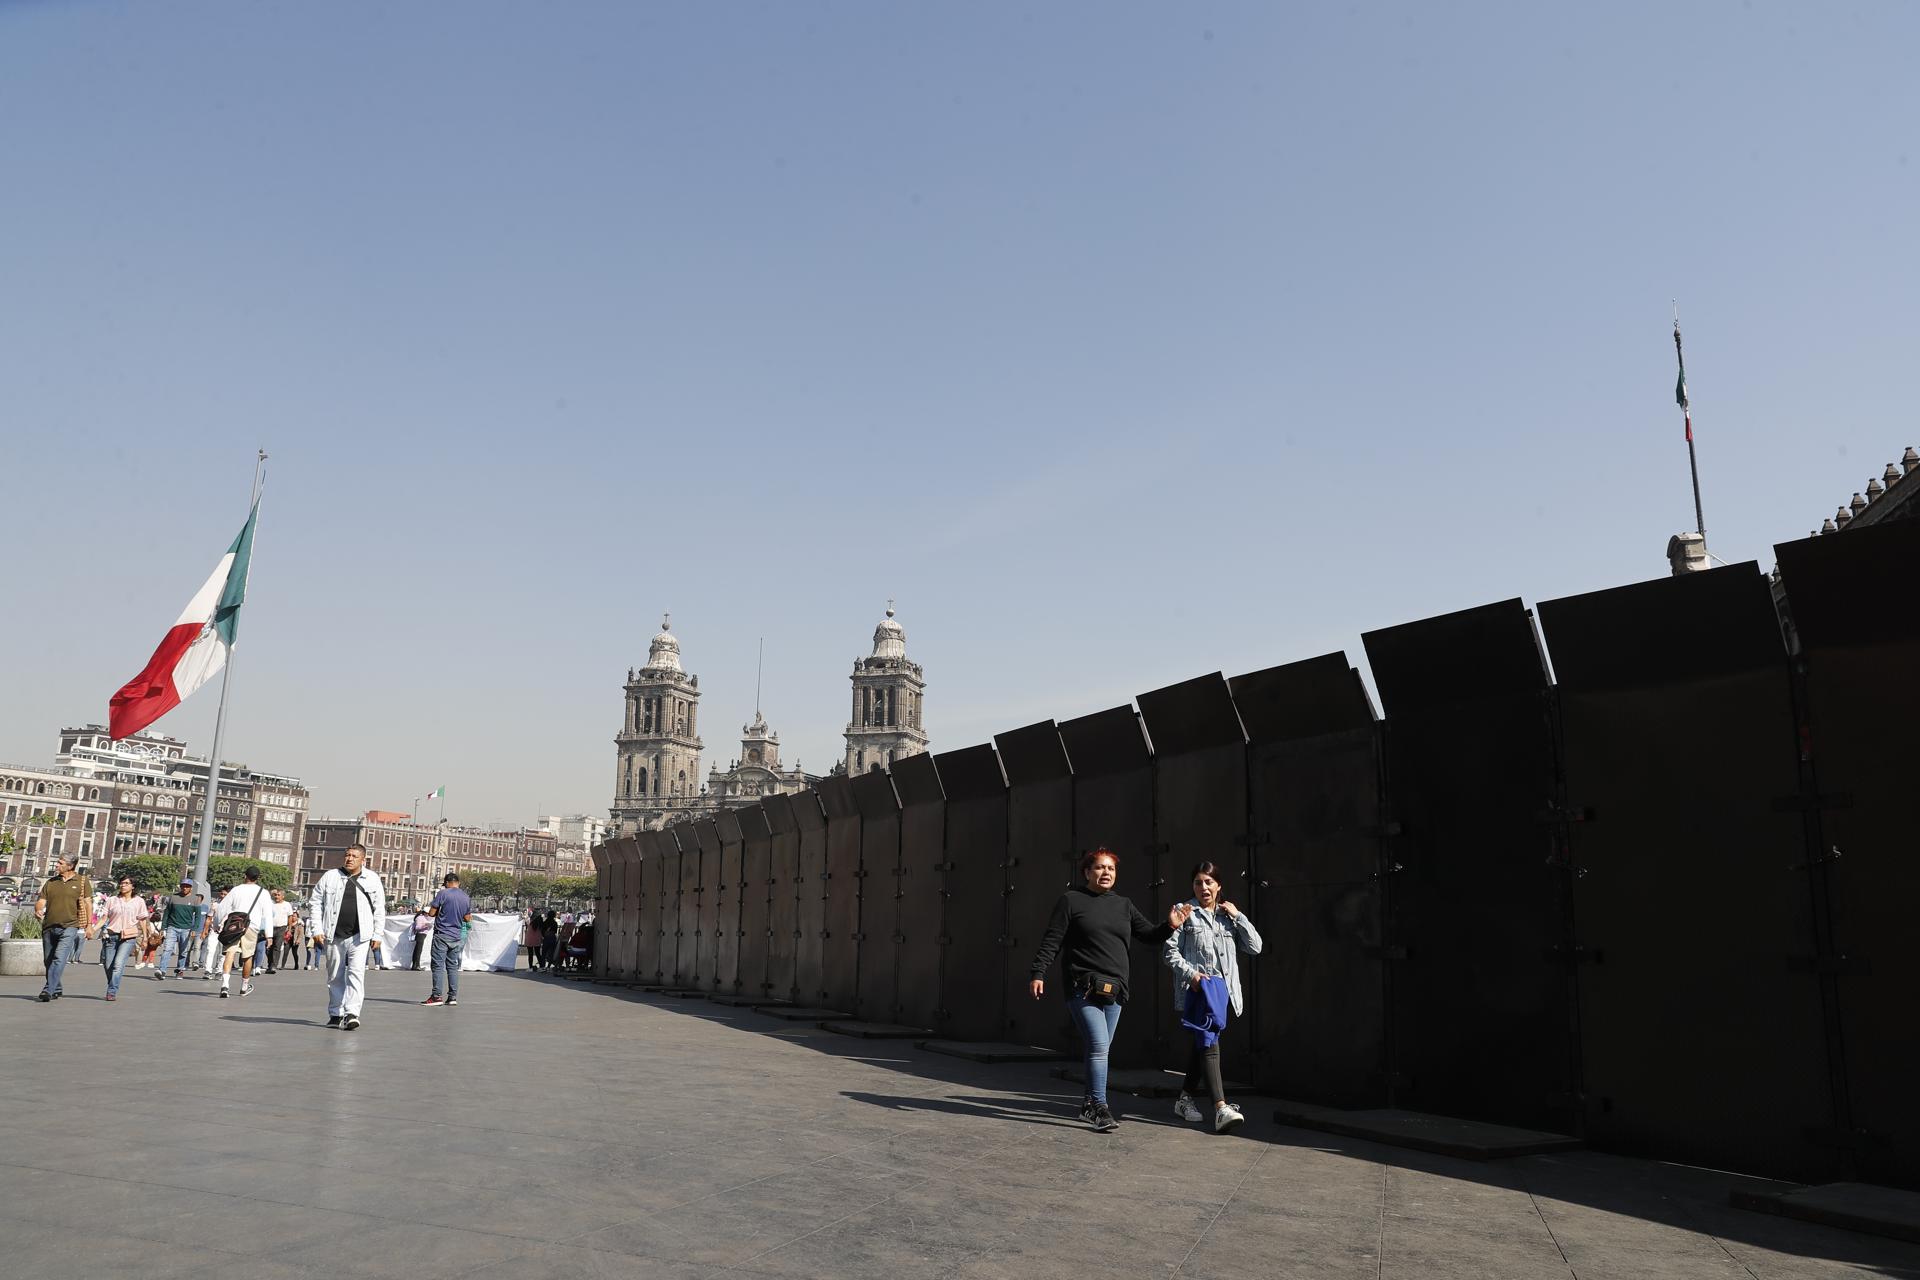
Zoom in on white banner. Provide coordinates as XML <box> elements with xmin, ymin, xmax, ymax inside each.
<box><xmin>371</xmin><ymin>913</ymin><xmax>519</xmax><ymax>971</ymax></box>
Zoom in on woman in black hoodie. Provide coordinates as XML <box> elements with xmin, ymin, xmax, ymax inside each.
<box><xmin>1028</xmin><ymin>846</ymin><xmax>1180</xmax><ymax>1132</ymax></box>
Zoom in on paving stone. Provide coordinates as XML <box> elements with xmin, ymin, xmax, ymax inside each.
<box><xmin>1732</xmin><ymin>1180</ymin><xmax>1920</xmax><ymax>1245</ymax></box>
<box><xmin>754</xmin><ymin>1004</ymin><xmax>852</xmax><ymax>1020</ymax></box>
<box><xmin>1271</xmin><ymin>1098</ymin><xmax>1581</xmax><ymax>1159</ymax></box>
<box><xmin>5</xmin><ymin>968</ymin><xmax>1917</xmax><ymax>1280</ymax></box>
<box><xmin>917</xmin><ymin>1039</ymin><xmax>1066</xmax><ymax>1063</ymax></box>
<box><xmin>819</xmin><ymin>1019</ymin><xmax>934</xmax><ymax>1039</ymax></box>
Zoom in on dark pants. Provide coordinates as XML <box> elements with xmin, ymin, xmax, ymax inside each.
<box><xmin>410</xmin><ymin>931</ymin><xmax>428</xmax><ymax>970</ymax></box>
<box><xmin>276</xmin><ymin>931</ymin><xmax>303</xmax><ymax>970</ymax></box>
<box><xmin>1184</xmin><ymin>1039</ymin><xmax>1226</xmax><ymax>1107</ymax></box>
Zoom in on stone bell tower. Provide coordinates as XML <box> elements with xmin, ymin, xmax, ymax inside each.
<box><xmin>611</xmin><ymin>615</ymin><xmax>704</xmax><ymax>833</ymax></box>
<box><xmin>844</xmin><ymin>602</ymin><xmax>928</xmax><ymax>774</ymax></box>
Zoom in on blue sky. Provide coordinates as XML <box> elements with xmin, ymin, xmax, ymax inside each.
<box><xmin>2</xmin><ymin>2</ymin><xmax>1914</xmax><ymax>825</ymax></box>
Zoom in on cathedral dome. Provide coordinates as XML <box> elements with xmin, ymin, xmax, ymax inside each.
<box><xmin>871</xmin><ymin>604</ymin><xmax>907</xmax><ymax>660</ymax></box>
<box><xmin>644</xmin><ymin>614</ymin><xmax>683</xmax><ymax>673</ymax></box>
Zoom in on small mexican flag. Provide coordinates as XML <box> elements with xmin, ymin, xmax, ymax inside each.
<box><xmin>425</xmin><ymin>787</ymin><xmax>445</xmax><ymax>800</ymax></box>
<box><xmin>109</xmin><ymin>505</ymin><xmax>258</xmax><ymax>740</ymax></box>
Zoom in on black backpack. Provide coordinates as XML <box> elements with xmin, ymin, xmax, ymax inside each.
<box><xmin>218</xmin><ymin>886</ymin><xmax>266</xmax><ymax>946</ymax></box>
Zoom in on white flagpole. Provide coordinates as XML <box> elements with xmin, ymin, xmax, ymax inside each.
<box><xmin>190</xmin><ymin>450</ymin><xmax>267</xmax><ymax>895</ymax></box>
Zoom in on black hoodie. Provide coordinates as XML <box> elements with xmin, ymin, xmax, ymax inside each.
<box><xmin>1029</xmin><ymin>885</ymin><xmax>1172</xmax><ymax>1004</ymax></box>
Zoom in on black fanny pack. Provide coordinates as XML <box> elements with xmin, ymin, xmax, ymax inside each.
<box><xmin>1080</xmin><ymin>972</ymin><xmax>1124</xmax><ymax>1007</ymax></box>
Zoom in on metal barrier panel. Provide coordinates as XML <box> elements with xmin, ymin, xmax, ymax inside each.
<box><xmin>892</xmin><ymin>753</ymin><xmax>946</xmax><ymax>1030</ymax></box>
<box><xmin>852</xmin><ymin>770</ymin><xmax>903</xmax><ymax>1021</ymax></box>
<box><xmin>818</xmin><ymin>777</ymin><xmax>862</xmax><ymax>1012</ymax></box>
<box><xmin>1232</xmin><ymin>653</ymin><xmax>1386</xmax><ymax>1105</ymax></box>
<box><xmin>994</xmin><ymin>725</ymin><xmax>1074</xmax><ymax>1053</ymax></box>
<box><xmin>636</xmin><ymin>832</ymin><xmax>666</xmax><ymax>983</ymax></box>
<box><xmin>736</xmin><ymin>804</ymin><xmax>772</xmax><ymax>1000</ymax></box>
<box><xmin>937</xmin><ymin>743</ymin><xmax>1011</xmax><ymax>1041</ymax></box>
<box><xmin>621</xmin><ymin>837</ymin><xmax>643</xmax><ymax>979</ymax></box>
<box><xmin>763</xmin><ymin>795</ymin><xmax>800</xmax><ymax>1002</ymax></box>
<box><xmin>692</xmin><ymin>820</ymin><xmax>723</xmax><ymax>991</ymax></box>
<box><xmin>590</xmin><ymin>844</ymin><xmax>611</xmax><ymax>976</ymax></box>
<box><xmin>1541</xmin><ymin>564</ymin><xmax>1836</xmax><ymax>1181</ymax></box>
<box><xmin>674</xmin><ymin>827</ymin><xmax>701</xmax><ymax>986</ymax></box>
<box><xmin>612</xmin><ymin>839</ymin><xmax>638</xmax><ymax>980</ymax></box>
<box><xmin>1364</xmin><ymin>599</ymin><xmax>1575</xmax><ymax>1132</ymax></box>
<box><xmin>1139</xmin><ymin>672</ymin><xmax>1252</xmax><ymax>1077</ymax></box>
<box><xmin>596</xmin><ymin>841</ymin><xmax>623</xmax><ymax>979</ymax></box>
<box><xmin>794</xmin><ymin>791</ymin><xmax>829</xmax><ymax>1005</ymax></box>
<box><xmin>1059</xmin><ymin>706</ymin><xmax>1165</xmax><ymax>1070</ymax></box>
<box><xmin>1777</xmin><ymin>518</ymin><xmax>1920</xmax><ymax>1186</ymax></box>
<box><xmin>712</xmin><ymin>811</ymin><xmax>744</xmax><ymax>995</ymax></box>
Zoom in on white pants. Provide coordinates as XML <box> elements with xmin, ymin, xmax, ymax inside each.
<box><xmin>201</xmin><ymin>932</ymin><xmax>221</xmax><ymax>974</ymax></box>
<box><xmin>326</xmin><ymin>935</ymin><xmax>372</xmax><ymax>1017</ymax></box>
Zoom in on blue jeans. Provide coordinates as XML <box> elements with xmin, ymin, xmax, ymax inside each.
<box><xmin>101</xmin><ymin>935</ymin><xmax>138</xmax><ymax>995</ymax></box>
<box><xmin>1066</xmin><ymin>994</ymin><xmax>1124</xmax><ymax>1105</ymax></box>
<box><xmin>431</xmin><ymin>934</ymin><xmax>463</xmax><ymax>999</ymax></box>
<box><xmin>159</xmin><ymin>926</ymin><xmax>193</xmax><ymax>973</ymax></box>
<box><xmin>42</xmin><ymin>925</ymin><xmax>84</xmax><ymax>994</ymax></box>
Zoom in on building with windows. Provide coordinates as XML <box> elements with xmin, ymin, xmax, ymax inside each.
<box><xmin>299</xmin><ymin>811</ymin><xmax>518</xmax><ymax>903</ymax></box>
<box><xmin>844</xmin><ymin>604</ymin><xmax>929</xmax><ymax>775</ymax></box>
<box><xmin>538</xmin><ymin>813</ymin><xmax>605</xmax><ymax>878</ymax></box>
<box><xmin>0</xmin><ymin>764</ymin><xmax>115</xmax><ymax>887</ymax></box>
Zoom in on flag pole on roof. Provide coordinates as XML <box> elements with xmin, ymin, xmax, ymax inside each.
<box><xmin>107</xmin><ymin>450</ymin><xmax>268</xmax><ymax>895</ymax></box>
<box><xmin>1673</xmin><ymin>305</ymin><xmax>1707</xmax><ymax>541</ymax></box>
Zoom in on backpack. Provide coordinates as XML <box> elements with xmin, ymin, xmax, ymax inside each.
<box><xmin>218</xmin><ymin>886</ymin><xmax>266</xmax><ymax>946</ymax></box>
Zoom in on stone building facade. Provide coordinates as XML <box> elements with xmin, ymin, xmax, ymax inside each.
<box><xmin>609</xmin><ymin>606</ymin><xmax>927</xmax><ymax>834</ymax></box>
<box><xmin>844</xmin><ymin>605</ymin><xmax>929</xmax><ymax>775</ymax></box>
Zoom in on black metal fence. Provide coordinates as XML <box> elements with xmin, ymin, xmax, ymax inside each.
<box><xmin>591</xmin><ymin>522</ymin><xmax>1919</xmax><ymax>1187</ymax></box>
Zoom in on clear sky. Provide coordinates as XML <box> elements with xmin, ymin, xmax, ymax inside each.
<box><xmin>3</xmin><ymin>2</ymin><xmax>1915</xmax><ymax>826</ymax></box>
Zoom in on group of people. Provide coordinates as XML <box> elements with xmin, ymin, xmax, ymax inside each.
<box><xmin>26</xmin><ymin>843</ymin><xmax>474</xmax><ymax>1028</ymax></box>
<box><xmin>520</xmin><ymin>908</ymin><xmax>590</xmax><ymax>971</ymax></box>
<box><xmin>1029</xmin><ymin>847</ymin><xmax>1263</xmax><ymax>1136</ymax></box>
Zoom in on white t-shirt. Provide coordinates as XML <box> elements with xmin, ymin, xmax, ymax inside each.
<box><xmin>270</xmin><ymin>901</ymin><xmax>293</xmax><ymax>928</ymax></box>
<box><xmin>215</xmin><ymin>884</ymin><xmax>274</xmax><ymax>933</ymax></box>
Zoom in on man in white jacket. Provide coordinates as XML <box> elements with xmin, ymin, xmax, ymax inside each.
<box><xmin>307</xmin><ymin>843</ymin><xmax>387</xmax><ymax>1030</ymax></box>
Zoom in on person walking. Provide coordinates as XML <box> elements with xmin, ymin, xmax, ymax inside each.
<box><xmin>184</xmin><ymin>892</ymin><xmax>210</xmax><ymax>973</ymax></box>
<box><xmin>264</xmin><ymin>889</ymin><xmax>295</xmax><ymax>974</ymax></box>
<box><xmin>212</xmin><ymin>868</ymin><xmax>274</xmax><ymax>999</ymax></box>
<box><xmin>1028</xmin><ymin>847</ymin><xmax>1180</xmax><ymax>1133</ymax></box>
<box><xmin>1163</xmin><ymin>861</ymin><xmax>1264</xmax><ymax>1134</ymax></box>
<box><xmin>154</xmin><ymin>879</ymin><xmax>199</xmax><ymax>980</ymax></box>
<box><xmin>308</xmin><ymin>843</ymin><xmax>387</xmax><ymax>1030</ymax></box>
<box><xmin>422</xmin><ymin>872</ymin><xmax>473</xmax><ymax>1007</ymax></box>
<box><xmin>539</xmin><ymin>909</ymin><xmax>560</xmax><ymax>970</ymax></box>
<box><xmin>522</xmin><ymin>911</ymin><xmax>544</xmax><ymax>972</ymax></box>
<box><xmin>281</xmin><ymin>911</ymin><xmax>306</xmax><ymax>971</ymax></box>
<box><xmin>97</xmin><ymin>875</ymin><xmax>153</xmax><ymax>1002</ymax></box>
<box><xmin>33</xmin><ymin>855</ymin><xmax>95</xmax><ymax>1001</ymax></box>
<box><xmin>199</xmin><ymin>887</ymin><xmax>225</xmax><ymax>980</ymax></box>
<box><xmin>408</xmin><ymin>904</ymin><xmax>433</xmax><ymax>971</ymax></box>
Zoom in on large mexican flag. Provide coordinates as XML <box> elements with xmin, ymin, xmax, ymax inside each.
<box><xmin>108</xmin><ymin>504</ymin><xmax>258</xmax><ymax>740</ymax></box>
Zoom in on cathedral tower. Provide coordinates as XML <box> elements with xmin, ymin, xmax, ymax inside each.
<box><xmin>611</xmin><ymin>615</ymin><xmax>704</xmax><ymax>834</ymax></box>
<box><xmin>844</xmin><ymin>602</ymin><xmax>928</xmax><ymax>774</ymax></box>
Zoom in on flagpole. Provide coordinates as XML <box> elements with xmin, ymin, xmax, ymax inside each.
<box><xmin>189</xmin><ymin>450</ymin><xmax>267</xmax><ymax>895</ymax></box>
<box><xmin>1673</xmin><ymin>310</ymin><xmax>1707</xmax><ymax>540</ymax></box>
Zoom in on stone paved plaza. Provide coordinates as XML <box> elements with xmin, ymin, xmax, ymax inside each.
<box><xmin>3</xmin><ymin>964</ymin><xmax>1917</xmax><ymax>1280</ymax></box>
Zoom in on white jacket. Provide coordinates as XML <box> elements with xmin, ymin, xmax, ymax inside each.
<box><xmin>307</xmin><ymin>868</ymin><xmax>388</xmax><ymax>943</ymax></box>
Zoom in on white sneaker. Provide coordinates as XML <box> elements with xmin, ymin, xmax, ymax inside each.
<box><xmin>1213</xmin><ymin>1102</ymin><xmax>1245</xmax><ymax>1133</ymax></box>
<box><xmin>1173</xmin><ymin>1094</ymin><xmax>1205</xmax><ymax>1123</ymax></box>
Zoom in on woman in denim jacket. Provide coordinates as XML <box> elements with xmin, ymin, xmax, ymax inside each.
<box><xmin>1163</xmin><ymin>861</ymin><xmax>1263</xmax><ymax>1133</ymax></box>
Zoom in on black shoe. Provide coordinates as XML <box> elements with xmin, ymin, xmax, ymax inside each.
<box><xmin>1091</xmin><ymin>1103</ymin><xmax>1119</xmax><ymax>1133</ymax></box>
<box><xmin>326</xmin><ymin>1016</ymin><xmax>343</xmax><ymax>1027</ymax></box>
<box><xmin>219</xmin><ymin>988</ymin><xmax>229</xmax><ymax>998</ymax></box>
<box><xmin>343</xmin><ymin>1014</ymin><xmax>361</xmax><ymax>1031</ymax></box>
<box><xmin>265</xmin><ymin>968</ymin><xmax>277</xmax><ymax>975</ymax></box>
<box><xmin>1077</xmin><ymin>1097</ymin><xmax>1096</xmax><ymax>1124</ymax></box>
<box><xmin>52</xmin><ymin>990</ymin><xmax>62</xmax><ymax>999</ymax></box>
<box><xmin>446</xmin><ymin>997</ymin><xmax>457</xmax><ymax>1006</ymax></box>
<box><xmin>36</xmin><ymin>991</ymin><xmax>51</xmax><ymax>1002</ymax></box>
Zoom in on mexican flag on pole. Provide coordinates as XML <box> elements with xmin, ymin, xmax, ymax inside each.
<box><xmin>108</xmin><ymin>504</ymin><xmax>258</xmax><ymax>740</ymax></box>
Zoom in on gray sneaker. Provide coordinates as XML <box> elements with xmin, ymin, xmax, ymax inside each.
<box><xmin>1090</xmin><ymin>1103</ymin><xmax>1119</xmax><ymax>1133</ymax></box>
<box><xmin>1173</xmin><ymin>1094</ymin><xmax>1205</xmax><ymax>1123</ymax></box>
<box><xmin>1213</xmin><ymin>1102</ymin><xmax>1245</xmax><ymax>1134</ymax></box>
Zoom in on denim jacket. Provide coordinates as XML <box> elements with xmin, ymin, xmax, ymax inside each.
<box><xmin>1162</xmin><ymin>899</ymin><xmax>1262</xmax><ymax>1017</ymax></box>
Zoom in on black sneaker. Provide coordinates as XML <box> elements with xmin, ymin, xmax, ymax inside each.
<box><xmin>343</xmin><ymin>1015</ymin><xmax>360</xmax><ymax>1031</ymax></box>
<box><xmin>1091</xmin><ymin>1103</ymin><xmax>1119</xmax><ymax>1133</ymax></box>
<box><xmin>445</xmin><ymin>997</ymin><xmax>457</xmax><ymax>1006</ymax></box>
<box><xmin>1077</xmin><ymin>1097</ymin><xmax>1096</xmax><ymax>1124</ymax></box>
<box><xmin>219</xmin><ymin>988</ymin><xmax>230</xmax><ymax>998</ymax></box>
<box><xmin>326</xmin><ymin>1016</ymin><xmax>343</xmax><ymax>1027</ymax></box>
<box><xmin>36</xmin><ymin>991</ymin><xmax>51</xmax><ymax>1003</ymax></box>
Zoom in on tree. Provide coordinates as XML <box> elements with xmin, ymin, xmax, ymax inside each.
<box><xmin>108</xmin><ymin>854</ymin><xmax>189</xmax><ymax>897</ymax></box>
<box><xmin>205</xmin><ymin>856</ymin><xmax>291</xmax><ymax>894</ymax></box>
<box><xmin>459</xmin><ymin>870</ymin><xmax>515</xmax><ymax>904</ymax></box>
<box><xmin>517</xmin><ymin>873</ymin><xmax>552</xmax><ymax>900</ymax></box>
<box><xmin>550</xmin><ymin>876</ymin><xmax>596</xmax><ymax>907</ymax></box>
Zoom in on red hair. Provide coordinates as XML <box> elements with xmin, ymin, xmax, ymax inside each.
<box><xmin>1080</xmin><ymin>847</ymin><xmax>1118</xmax><ymax>875</ymax></box>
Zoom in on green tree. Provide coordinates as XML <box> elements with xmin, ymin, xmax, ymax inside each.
<box><xmin>550</xmin><ymin>876</ymin><xmax>596</xmax><ymax>907</ymax></box>
<box><xmin>460</xmin><ymin>869</ymin><xmax>515</xmax><ymax>904</ymax></box>
<box><xmin>109</xmin><ymin>854</ymin><xmax>190</xmax><ymax>896</ymax></box>
<box><xmin>205</xmin><ymin>856</ymin><xmax>291</xmax><ymax>894</ymax></box>
<box><xmin>518</xmin><ymin>873</ymin><xmax>552</xmax><ymax>901</ymax></box>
